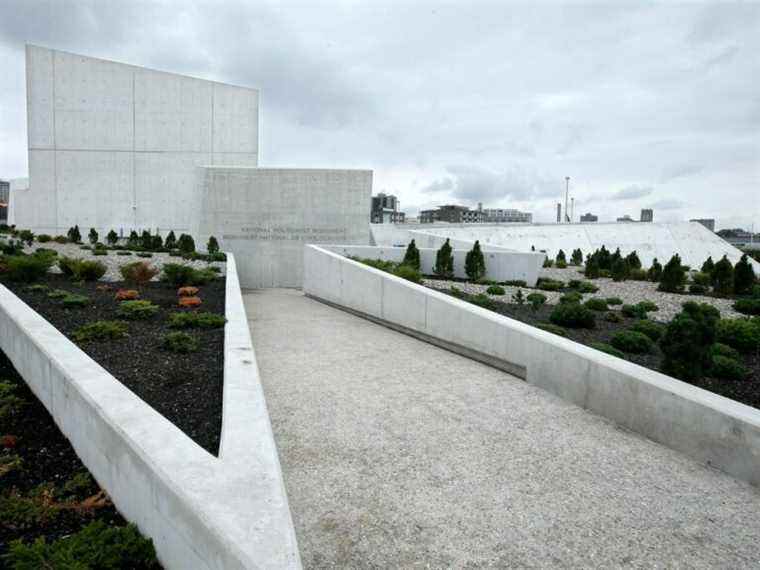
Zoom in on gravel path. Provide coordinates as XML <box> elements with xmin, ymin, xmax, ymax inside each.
<box><xmin>247</xmin><ymin>289</ymin><xmax>760</xmax><ymax>568</ymax></box>
<box><xmin>24</xmin><ymin>242</ymin><xmax>225</xmax><ymax>282</ymax></box>
<box><xmin>425</xmin><ymin>266</ymin><xmax>744</xmax><ymax>322</ymax></box>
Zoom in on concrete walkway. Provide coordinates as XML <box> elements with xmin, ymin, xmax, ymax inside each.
<box><xmin>245</xmin><ymin>288</ymin><xmax>760</xmax><ymax>569</ymax></box>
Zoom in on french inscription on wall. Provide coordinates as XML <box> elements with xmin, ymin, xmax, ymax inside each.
<box><xmin>223</xmin><ymin>226</ymin><xmax>347</xmax><ymax>242</ymax></box>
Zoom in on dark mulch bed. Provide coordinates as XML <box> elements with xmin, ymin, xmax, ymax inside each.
<box><xmin>0</xmin><ymin>351</ymin><xmax>159</xmax><ymax>562</ymax></box>
<box><xmin>433</xmin><ymin>289</ymin><xmax>760</xmax><ymax>410</ymax></box>
<box><xmin>0</xmin><ymin>274</ymin><xmax>225</xmax><ymax>455</ymax></box>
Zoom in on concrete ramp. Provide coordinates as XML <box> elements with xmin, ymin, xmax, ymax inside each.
<box><xmin>246</xmin><ymin>288</ymin><xmax>760</xmax><ymax>568</ymax></box>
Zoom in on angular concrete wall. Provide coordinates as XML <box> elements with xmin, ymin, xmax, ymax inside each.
<box><xmin>21</xmin><ymin>45</ymin><xmax>259</xmax><ymax>235</ymax></box>
<box><xmin>407</xmin><ymin>222</ymin><xmax>760</xmax><ymax>271</ymax></box>
<box><xmin>194</xmin><ymin>167</ymin><xmax>372</xmax><ymax>288</ymax></box>
<box><xmin>304</xmin><ymin>244</ymin><xmax>760</xmax><ymax>488</ymax></box>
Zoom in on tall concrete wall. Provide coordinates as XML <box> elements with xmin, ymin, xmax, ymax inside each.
<box><xmin>407</xmin><ymin>222</ymin><xmax>760</xmax><ymax>271</ymax></box>
<box><xmin>193</xmin><ymin>167</ymin><xmax>372</xmax><ymax>288</ymax></box>
<box><xmin>20</xmin><ymin>45</ymin><xmax>259</xmax><ymax>235</ymax></box>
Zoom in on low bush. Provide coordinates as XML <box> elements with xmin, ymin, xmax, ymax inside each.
<box><xmin>79</xmin><ymin>245</ymin><xmax>92</xmax><ymax>251</ymax></box>
<box><xmin>178</xmin><ymin>296</ymin><xmax>202</xmax><ymax>308</ymax></box>
<box><xmin>168</xmin><ymin>311</ymin><xmax>226</xmax><ymax>329</ymax></box>
<box><xmin>24</xmin><ymin>284</ymin><xmax>49</xmax><ymax>292</ymax></box>
<box><xmin>555</xmin><ymin>260</ymin><xmax>567</xmax><ymax>269</ymax></box>
<box><xmin>393</xmin><ymin>264</ymin><xmax>422</xmax><ymax>283</ymax></box>
<box><xmin>710</xmin><ymin>355</ymin><xmax>748</xmax><ymax>381</ymax></box>
<box><xmin>58</xmin><ymin>257</ymin><xmax>106</xmax><ymax>281</ymax></box>
<box><xmin>526</xmin><ymin>292</ymin><xmax>546</xmax><ymax>312</ymax></box>
<box><xmin>715</xmin><ymin>318</ymin><xmax>760</xmax><ymax>353</ymax></box>
<box><xmin>53</xmin><ymin>235</ymin><xmax>68</xmax><ymax>244</ymax></box>
<box><xmin>709</xmin><ymin>342</ymin><xmax>740</xmax><ymax>362</ymax></box>
<box><xmin>118</xmin><ymin>300</ymin><xmax>159</xmax><ymax>320</ymax></box>
<box><xmin>511</xmin><ymin>289</ymin><xmax>525</xmax><ymax>305</ymax></box>
<box><xmin>630</xmin><ymin>319</ymin><xmax>664</xmax><ymax>342</ymax></box>
<box><xmin>692</xmin><ymin>272</ymin><xmax>712</xmax><ymax>287</ymax></box>
<box><xmin>559</xmin><ymin>291</ymin><xmax>583</xmax><ymax>304</ymax></box>
<box><xmin>36</xmin><ymin>234</ymin><xmax>52</xmax><ymax>243</ymax></box>
<box><xmin>119</xmin><ymin>261</ymin><xmax>159</xmax><ymax>286</ymax></box>
<box><xmin>115</xmin><ymin>289</ymin><xmax>139</xmax><ymax>301</ymax></box>
<box><xmin>637</xmin><ymin>300</ymin><xmax>659</xmax><ymax>313</ymax></box>
<box><xmin>449</xmin><ymin>286</ymin><xmax>465</xmax><ymax>299</ymax></box>
<box><xmin>0</xmin><ymin>238</ymin><xmax>25</xmax><ymax>255</ymax></box>
<box><xmin>629</xmin><ymin>268</ymin><xmax>648</xmax><ymax>281</ymax></box>
<box><xmin>536</xmin><ymin>322</ymin><xmax>568</xmax><ymax>337</ymax></box>
<box><xmin>689</xmin><ymin>284</ymin><xmax>707</xmax><ymax>295</ymax></box>
<box><xmin>503</xmin><ymin>280</ymin><xmax>527</xmax><ymax>287</ymax></box>
<box><xmin>161</xmin><ymin>263</ymin><xmax>215</xmax><ymax>286</ymax></box>
<box><xmin>178</xmin><ymin>286</ymin><xmax>200</xmax><ymax>297</ymax></box>
<box><xmin>17</xmin><ymin>229</ymin><xmax>34</xmax><ymax>246</ymax></box>
<box><xmin>578</xmin><ymin>281</ymin><xmax>598</xmax><ymax>293</ymax></box>
<box><xmin>33</xmin><ymin>247</ymin><xmax>57</xmax><ymax>258</ymax></box>
<box><xmin>734</xmin><ymin>298</ymin><xmax>760</xmax><ymax>316</ymax></box>
<box><xmin>591</xmin><ymin>342</ymin><xmax>625</xmax><ymax>358</ymax></box>
<box><xmin>116</xmin><ymin>250</ymin><xmax>132</xmax><ymax>256</ymax></box>
<box><xmin>599</xmin><ymin>269</ymin><xmax>611</xmax><ymax>278</ymax></box>
<box><xmin>162</xmin><ymin>331</ymin><xmax>199</xmax><ymax>353</ymax></box>
<box><xmin>5</xmin><ymin>255</ymin><xmax>55</xmax><ymax>283</ymax></box>
<box><xmin>92</xmin><ymin>249</ymin><xmax>108</xmax><ymax>256</ymax></box>
<box><xmin>73</xmin><ymin>320</ymin><xmax>128</xmax><ymax>342</ymax></box>
<box><xmin>621</xmin><ymin>304</ymin><xmax>648</xmax><ymax>319</ymax></box>
<box><xmin>549</xmin><ymin>303</ymin><xmax>595</xmax><ymax>328</ymax></box>
<box><xmin>486</xmin><ymin>285</ymin><xmax>506</xmax><ymax>295</ymax></box>
<box><xmin>61</xmin><ymin>294</ymin><xmax>89</xmax><ymax>308</ymax></box>
<box><xmin>469</xmin><ymin>293</ymin><xmax>495</xmax><ymax>309</ymax></box>
<box><xmin>47</xmin><ymin>289</ymin><xmax>69</xmax><ymax>299</ymax></box>
<box><xmin>660</xmin><ymin>302</ymin><xmax>720</xmax><ymax>380</ymax></box>
<box><xmin>542</xmin><ymin>258</ymin><xmax>554</xmax><ymax>268</ymax></box>
<box><xmin>605</xmin><ymin>311</ymin><xmax>622</xmax><ymax>323</ymax></box>
<box><xmin>583</xmin><ymin>298</ymin><xmax>608</xmax><ymax>311</ymax></box>
<box><xmin>610</xmin><ymin>330</ymin><xmax>653</xmax><ymax>353</ymax></box>
<box><xmin>137</xmin><ymin>252</ymin><xmax>153</xmax><ymax>258</ymax></box>
<box><xmin>537</xmin><ymin>278</ymin><xmax>563</xmax><ymax>291</ymax></box>
<box><xmin>605</xmin><ymin>297</ymin><xmax>623</xmax><ymax>305</ymax></box>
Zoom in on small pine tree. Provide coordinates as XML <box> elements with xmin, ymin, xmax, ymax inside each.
<box><xmin>712</xmin><ymin>255</ymin><xmax>734</xmax><ymax>295</ymax></box>
<box><xmin>584</xmin><ymin>254</ymin><xmax>600</xmax><ymax>279</ymax></box>
<box><xmin>68</xmin><ymin>225</ymin><xmax>82</xmax><ymax>243</ymax></box>
<box><xmin>733</xmin><ymin>254</ymin><xmax>756</xmax><ymax>295</ymax></box>
<box><xmin>661</xmin><ymin>302</ymin><xmax>719</xmax><ymax>381</ymax></box>
<box><xmin>512</xmin><ymin>289</ymin><xmax>525</xmax><ymax>305</ymax></box>
<box><xmin>127</xmin><ymin>230</ymin><xmax>139</xmax><ymax>248</ymax></box>
<box><xmin>625</xmin><ymin>250</ymin><xmax>641</xmax><ymax>270</ymax></box>
<box><xmin>611</xmin><ymin>257</ymin><xmax>630</xmax><ymax>282</ymax></box>
<box><xmin>555</xmin><ymin>249</ymin><xmax>566</xmax><ymax>264</ymax></box>
<box><xmin>88</xmin><ymin>228</ymin><xmax>98</xmax><ymax>245</ymax></box>
<box><xmin>465</xmin><ymin>240</ymin><xmax>486</xmax><ymax>281</ymax></box>
<box><xmin>140</xmin><ymin>230</ymin><xmax>153</xmax><ymax>250</ymax></box>
<box><xmin>701</xmin><ymin>256</ymin><xmax>715</xmax><ymax>275</ymax></box>
<box><xmin>597</xmin><ymin>246</ymin><xmax>612</xmax><ymax>270</ymax></box>
<box><xmin>151</xmin><ymin>234</ymin><xmax>163</xmax><ymax>251</ymax></box>
<box><xmin>106</xmin><ymin>229</ymin><xmax>118</xmax><ymax>245</ymax></box>
<box><xmin>164</xmin><ymin>230</ymin><xmax>177</xmax><ymax>250</ymax></box>
<box><xmin>207</xmin><ymin>236</ymin><xmax>220</xmax><ymax>255</ymax></box>
<box><xmin>647</xmin><ymin>258</ymin><xmax>663</xmax><ymax>282</ymax></box>
<box><xmin>402</xmin><ymin>239</ymin><xmax>420</xmax><ymax>270</ymax></box>
<box><xmin>178</xmin><ymin>233</ymin><xmax>196</xmax><ymax>254</ymax></box>
<box><xmin>658</xmin><ymin>254</ymin><xmax>686</xmax><ymax>292</ymax></box>
<box><xmin>571</xmin><ymin>248</ymin><xmax>583</xmax><ymax>266</ymax></box>
<box><xmin>433</xmin><ymin>239</ymin><xmax>454</xmax><ymax>279</ymax></box>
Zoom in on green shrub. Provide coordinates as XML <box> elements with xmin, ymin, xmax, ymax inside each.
<box><xmin>0</xmin><ymin>238</ymin><xmax>25</xmax><ymax>255</ymax></box>
<box><xmin>393</xmin><ymin>264</ymin><xmax>422</xmax><ymax>283</ymax></box>
<box><xmin>4</xmin><ymin>255</ymin><xmax>54</xmax><ymax>283</ymax></box>
<box><xmin>733</xmin><ymin>254</ymin><xmax>756</xmax><ymax>295</ymax></box>
<box><xmin>449</xmin><ymin>286</ymin><xmax>465</xmax><ymax>299</ymax></box>
<box><xmin>591</xmin><ymin>342</ymin><xmax>625</xmax><ymax>358</ymax></box>
<box><xmin>161</xmin><ymin>263</ymin><xmax>215</xmax><ymax>286</ymax></box>
<box><xmin>67</xmin><ymin>225</ymin><xmax>81</xmax><ymax>243</ymax></box>
<box><xmin>571</xmin><ymin>248</ymin><xmax>584</xmax><ymax>266</ymax></box>
<box><xmin>689</xmin><ymin>284</ymin><xmax>707</xmax><ymax>295</ymax></box>
<box><xmin>486</xmin><ymin>285</ymin><xmax>506</xmax><ymax>295</ymax></box>
<box><xmin>162</xmin><ymin>331</ymin><xmax>199</xmax><ymax>353</ymax></box>
<box><xmin>536</xmin><ymin>323</ymin><xmax>567</xmax><ymax>337</ymax></box>
<box><xmin>47</xmin><ymin>289</ymin><xmax>69</xmax><ymax>299</ymax></box>
<box><xmin>470</xmin><ymin>293</ymin><xmax>495</xmax><ymax>309</ymax></box>
<box><xmin>611</xmin><ymin>258</ymin><xmax>630</xmax><ymax>281</ymax></box>
<box><xmin>503</xmin><ymin>280</ymin><xmax>527</xmax><ymax>287</ymax></box>
<box><xmin>734</xmin><ymin>298</ymin><xmax>760</xmax><ymax>316</ymax></box>
<box><xmin>164</xmin><ymin>230</ymin><xmax>177</xmax><ymax>250</ymax></box>
<box><xmin>402</xmin><ymin>240</ymin><xmax>420</xmax><ymax>270</ymax></box>
<box><xmin>106</xmin><ymin>229</ymin><xmax>119</xmax><ymax>245</ymax></box>
<box><xmin>537</xmin><ymin>278</ymin><xmax>563</xmax><ymax>291</ymax></box>
<box><xmin>33</xmin><ymin>248</ymin><xmax>57</xmax><ymax>258</ymax></box>
<box><xmin>657</xmin><ymin>254</ymin><xmax>685</xmax><ymax>292</ymax></box>
<box><xmin>660</xmin><ymin>302</ymin><xmax>720</xmax><ymax>380</ymax></box>
<box><xmin>465</xmin><ymin>240</ymin><xmax>486</xmax><ymax>281</ymax></box>
<box><xmin>5</xmin><ymin>520</ymin><xmax>159</xmax><ymax>569</ymax></box>
<box><xmin>118</xmin><ymin>300</ymin><xmax>159</xmax><ymax>320</ymax></box>
<box><xmin>17</xmin><ymin>229</ymin><xmax>34</xmax><ymax>246</ymax></box>
<box><xmin>433</xmin><ymin>239</ymin><xmax>454</xmax><ymax>278</ymax></box>
<box><xmin>555</xmin><ymin>249</ymin><xmax>566</xmax><ymax>264</ymax></box>
<box><xmin>584</xmin><ymin>298</ymin><xmax>608</xmax><ymax>311</ymax></box>
<box><xmin>621</xmin><ymin>304</ymin><xmax>648</xmax><ymax>319</ymax></box>
<box><xmin>207</xmin><ymin>235</ymin><xmax>220</xmax><ymax>255</ymax></box>
<box><xmin>511</xmin><ymin>289</ymin><xmax>525</xmax><ymax>305</ymax></box>
<box><xmin>36</xmin><ymin>234</ymin><xmax>52</xmax><ymax>243</ymax></box>
<box><xmin>709</xmin><ymin>342</ymin><xmax>740</xmax><ymax>362</ymax></box>
<box><xmin>578</xmin><ymin>281</ymin><xmax>599</xmax><ymax>293</ymax></box>
<box><xmin>599</xmin><ymin>269</ymin><xmax>611</xmax><ymax>278</ymax></box>
<box><xmin>610</xmin><ymin>330</ymin><xmax>653</xmax><ymax>353</ymax></box>
<box><xmin>710</xmin><ymin>355</ymin><xmax>748</xmax><ymax>381</ymax></box>
<box><xmin>630</xmin><ymin>319</ymin><xmax>664</xmax><ymax>341</ymax></box>
<box><xmin>24</xmin><ymin>284</ymin><xmax>49</xmax><ymax>292</ymax></box>
<box><xmin>712</xmin><ymin>255</ymin><xmax>734</xmax><ymax>295</ymax></box>
<box><xmin>701</xmin><ymin>256</ymin><xmax>715</xmax><ymax>275</ymax></box>
<box><xmin>88</xmin><ymin>228</ymin><xmax>98</xmax><ymax>244</ymax></box>
<box><xmin>637</xmin><ymin>300</ymin><xmax>659</xmax><ymax>313</ymax></box>
<box><xmin>178</xmin><ymin>233</ymin><xmax>196</xmax><ymax>254</ymax></box>
<box><xmin>79</xmin><ymin>245</ymin><xmax>92</xmax><ymax>250</ymax></box>
<box><xmin>92</xmin><ymin>249</ymin><xmax>108</xmax><ymax>256</ymax></box>
<box><xmin>559</xmin><ymin>291</ymin><xmax>583</xmax><ymax>304</ymax></box>
<box><xmin>53</xmin><ymin>235</ymin><xmax>68</xmax><ymax>244</ymax></box>
<box><xmin>584</xmin><ymin>255</ymin><xmax>600</xmax><ymax>279</ymax></box>
<box><xmin>116</xmin><ymin>250</ymin><xmax>132</xmax><ymax>256</ymax></box>
<box><xmin>715</xmin><ymin>318</ymin><xmax>760</xmax><ymax>353</ymax></box>
<box><xmin>555</xmin><ymin>260</ymin><xmax>567</xmax><ymax>269</ymax></box>
<box><xmin>136</xmin><ymin>252</ymin><xmax>153</xmax><ymax>258</ymax></box>
<box><xmin>61</xmin><ymin>294</ymin><xmax>89</xmax><ymax>308</ymax></box>
<box><xmin>527</xmin><ymin>292</ymin><xmax>546</xmax><ymax>311</ymax></box>
<box><xmin>542</xmin><ymin>257</ymin><xmax>553</xmax><ymax>268</ymax></box>
<box><xmin>73</xmin><ymin>321</ymin><xmax>128</xmax><ymax>342</ymax></box>
<box><xmin>692</xmin><ymin>272</ymin><xmax>711</xmax><ymax>287</ymax></box>
<box><xmin>549</xmin><ymin>303</ymin><xmax>595</xmax><ymax>328</ymax></box>
<box><xmin>629</xmin><ymin>268</ymin><xmax>648</xmax><ymax>281</ymax></box>
<box><xmin>625</xmin><ymin>251</ymin><xmax>642</xmax><ymax>270</ymax></box>
<box><xmin>168</xmin><ymin>311</ymin><xmax>226</xmax><ymax>329</ymax></box>
<box><xmin>605</xmin><ymin>311</ymin><xmax>622</xmax><ymax>323</ymax></box>
<box><xmin>151</xmin><ymin>234</ymin><xmax>163</xmax><ymax>251</ymax></box>
<box><xmin>605</xmin><ymin>297</ymin><xmax>623</xmax><ymax>305</ymax></box>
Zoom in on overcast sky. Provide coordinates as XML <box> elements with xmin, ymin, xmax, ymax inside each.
<box><xmin>1</xmin><ymin>1</ymin><xmax>758</xmax><ymax>229</ymax></box>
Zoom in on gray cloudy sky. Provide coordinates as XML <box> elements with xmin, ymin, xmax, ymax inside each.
<box><xmin>1</xmin><ymin>1</ymin><xmax>758</xmax><ymax>228</ymax></box>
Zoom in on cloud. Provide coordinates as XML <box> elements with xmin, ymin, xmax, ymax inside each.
<box><xmin>649</xmin><ymin>198</ymin><xmax>687</xmax><ymax>210</ymax></box>
<box><xmin>610</xmin><ymin>185</ymin><xmax>654</xmax><ymax>200</ymax></box>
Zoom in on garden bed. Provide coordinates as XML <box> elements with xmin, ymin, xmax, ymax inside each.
<box><xmin>0</xmin><ymin>274</ymin><xmax>225</xmax><ymax>455</ymax></box>
<box><xmin>431</xmin><ymin>288</ymin><xmax>760</xmax><ymax>410</ymax></box>
<box><xmin>0</xmin><ymin>350</ymin><xmax>160</xmax><ymax>565</ymax></box>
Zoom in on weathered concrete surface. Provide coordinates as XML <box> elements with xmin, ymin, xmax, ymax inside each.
<box><xmin>246</xmin><ymin>288</ymin><xmax>760</xmax><ymax>568</ymax></box>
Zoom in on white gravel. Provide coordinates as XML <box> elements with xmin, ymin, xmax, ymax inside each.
<box><xmin>25</xmin><ymin>241</ymin><xmax>226</xmax><ymax>282</ymax></box>
<box><xmin>424</xmin><ymin>265</ymin><xmax>744</xmax><ymax>322</ymax></box>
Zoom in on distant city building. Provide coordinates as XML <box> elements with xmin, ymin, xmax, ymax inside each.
<box><xmin>691</xmin><ymin>218</ymin><xmax>715</xmax><ymax>232</ymax></box>
<box><xmin>617</xmin><ymin>215</ymin><xmax>635</xmax><ymax>223</ymax></box>
<box><xmin>640</xmin><ymin>209</ymin><xmax>653</xmax><ymax>222</ymax></box>
<box><xmin>0</xmin><ymin>179</ymin><xmax>9</xmax><ymax>223</ymax></box>
<box><xmin>419</xmin><ymin>204</ymin><xmax>530</xmax><ymax>224</ymax></box>
<box><xmin>580</xmin><ymin>212</ymin><xmax>598</xmax><ymax>223</ymax></box>
<box><xmin>371</xmin><ymin>193</ymin><xmax>405</xmax><ymax>224</ymax></box>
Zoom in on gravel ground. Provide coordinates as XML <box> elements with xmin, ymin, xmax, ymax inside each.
<box><xmin>424</xmin><ymin>265</ymin><xmax>744</xmax><ymax>322</ymax></box>
<box><xmin>247</xmin><ymin>289</ymin><xmax>760</xmax><ymax>568</ymax></box>
<box><xmin>24</xmin><ymin>241</ymin><xmax>226</xmax><ymax>282</ymax></box>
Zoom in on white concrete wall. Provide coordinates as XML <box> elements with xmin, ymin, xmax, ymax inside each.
<box><xmin>322</xmin><ymin>244</ymin><xmax>544</xmax><ymax>285</ymax></box>
<box><xmin>303</xmin><ymin>245</ymin><xmax>760</xmax><ymax>488</ymax></box>
<box><xmin>20</xmin><ymin>45</ymin><xmax>259</xmax><ymax>235</ymax></box>
<box><xmin>194</xmin><ymin>167</ymin><xmax>372</xmax><ymax>288</ymax></box>
<box><xmin>0</xmin><ymin>254</ymin><xmax>301</xmax><ymax>569</ymax></box>
<box><xmin>409</xmin><ymin>221</ymin><xmax>760</xmax><ymax>271</ymax></box>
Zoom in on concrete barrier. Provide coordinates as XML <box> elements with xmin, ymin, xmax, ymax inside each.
<box><xmin>0</xmin><ymin>254</ymin><xmax>301</xmax><ymax>569</ymax></box>
<box><xmin>304</xmin><ymin>244</ymin><xmax>760</xmax><ymax>487</ymax></box>
<box><xmin>321</xmin><ymin>244</ymin><xmax>544</xmax><ymax>286</ymax></box>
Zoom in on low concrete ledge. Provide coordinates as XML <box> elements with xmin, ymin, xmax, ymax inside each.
<box><xmin>304</xmin><ymin>244</ymin><xmax>760</xmax><ymax>487</ymax></box>
<box><xmin>0</xmin><ymin>253</ymin><xmax>301</xmax><ymax>569</ymax></box>
<box><xmin>321</xmin><ymin>244</ymin><xmax>544</xmax><ymax>286</ymax></box>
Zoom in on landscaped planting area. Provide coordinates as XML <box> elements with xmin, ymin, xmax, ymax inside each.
<box><xmin>379</xmin><ymin>240</ymin><xmax>760</xmax><ymax>409</ymax></box>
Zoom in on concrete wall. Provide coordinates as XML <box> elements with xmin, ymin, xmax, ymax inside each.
<box><xmin>194</xmin><ymin>167</ymin><xmax>372</xmax><ymax>288</ymax></box>
<box><xmin>408</xmin><ymin>221</ymin><xmax>760</xmax><ymax>271</ymax></box>
<box><xmin>303</xmin><ymin>244</ymin><xmax>760</xmax><ymax>488</ymax></box>
<box><xmin>0</xmin><ymin>254</ymin><xmax>301</xmax><ymax>569</ymax></box>
<box><xmin>322</xmin><ymin>244</ymin><xmax>544</xmax><ymax>285</ymax></box>
<box><xmin>21</xmin><ymin>45</ymin><xmax>259</xmax><ymax>235</ymax></box>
